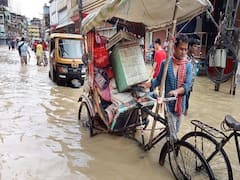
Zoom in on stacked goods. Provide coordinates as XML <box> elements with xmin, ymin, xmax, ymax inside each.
<box><xmin>106</xmin><ymin>31</ymin><xmax>138</xmax><ymax>50</ymax></box>
<box><xmin>89</xmin><ymin>31</ymin><xmax>152</xmax><ymax>131</ymax></box>
<box><xmin>107</xmin><ymin>79</ymin><xmax>154</xmax><ymax>131</ymax></box>
<box><xmin>111</xmin><ymin>41</ymin><xmax>148</xmax><ymax>92</ymax></box>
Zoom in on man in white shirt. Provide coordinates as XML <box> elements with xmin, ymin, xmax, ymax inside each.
<box><xmin>18</xmin><ymin>37</ymin><xmax>30</xmax><ymax>65</ymax></box>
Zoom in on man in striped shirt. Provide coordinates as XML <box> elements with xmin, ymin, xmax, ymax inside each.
<box><xmin>141</xmin><ymin>34</ymin><xmax>192</xmax><ymax>133</ymax></box>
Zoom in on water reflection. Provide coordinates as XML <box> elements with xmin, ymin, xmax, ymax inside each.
<box><xmin>0</xmin><ymin>47</ymin><xmax>90</xmax><ymax>179</ymax></box>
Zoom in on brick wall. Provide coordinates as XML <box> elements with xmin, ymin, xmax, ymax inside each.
<box><xmin>152</xmin><ymin>30</ymin><xmax>167</xmax><ymax>44</ymax></box>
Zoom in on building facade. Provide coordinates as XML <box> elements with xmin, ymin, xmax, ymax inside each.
<box><xmin>0</xmin><ymin>0</ymin><xmax>8</xmax><ymax>7</ymax></box>
<box><xmin>0</xmin><ymin>4</ymin><xmax>28</xmax><ymax>45</ymax></box>
<box><xmin>49</xmin><ymin>0</ymin><xmax>110</xmax><ymax>33</ymax></box>
<box><xmin>28</xmin><ymin>25</ymin><xmax>40</xmax><ymax>39</ymax></box>
<box><xmin>43</xmin><ymin>3</ymin><xmax>50</xmax><ymax>40</ymax></box>
<box><xmin>28</xmin><ymin>18</ymin><xmax>41</xmax><ymax>41</ymax></box>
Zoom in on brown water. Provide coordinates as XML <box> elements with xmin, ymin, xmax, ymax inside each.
<box><xmin>0</xmin><ymin>46</ymin><xmax>240</xmax><ymax>179</ymax></box>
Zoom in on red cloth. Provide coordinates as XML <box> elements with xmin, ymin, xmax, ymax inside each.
<box><xmin>172</xmin><ymin>57</ymin><xmax>187</xmax><ymax>116</ymax></box>
<box><xmin>153</xmin><ymin>49</ymin><xmax>166</xmax><ymax>78</ymax></box>
<box><xmin>42</xmin><ymin>41</ymin><xmax>47</xmax><ymax>50</ymax></box>
<box><xmin>94</xmin><ymin>46</ymin><xmax>109</xmax><ymax>68</ymax></box>
<box><xmin>33</xmin><ymin>42</ymin><xmax>38</xmax><ymax>49</ymax></box>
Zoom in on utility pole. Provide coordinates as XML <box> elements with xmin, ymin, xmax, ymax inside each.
<box><xmin>78</xmin><ymin>0</ymin><xmax>83</xmax><ymax>34</ymax></box>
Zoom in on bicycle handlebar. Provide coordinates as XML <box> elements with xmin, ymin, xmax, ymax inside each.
<box><xmin>135</xmin><ymin>95</ymin><xmax>177</xmax><ymax>126</ymax></box>
<box><xmin>161</xmin><ymin>97</ymin><xmax>177</xmax><ymax>103</ymax></box>
<box><xmin>140</xmin><ymin>105</ymin><xmax>166</xmax><ymax>125</ymax></box>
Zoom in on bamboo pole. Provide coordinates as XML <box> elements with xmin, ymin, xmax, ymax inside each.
<box><xmin>148</xmin><ymin>0</ymin><xmax>180</xmax><ymax>146</ymax></box>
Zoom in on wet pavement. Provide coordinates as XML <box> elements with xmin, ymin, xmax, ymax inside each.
<box><xmin>0</xmin><ymin>45</ymin><xmax>240</xmax><ymax>179</ymax></box>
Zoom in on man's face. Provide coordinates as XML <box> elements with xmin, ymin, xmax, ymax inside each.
<box><xmin>189</xmin><ymin>44</ymin><xmax>199</xmax><ymax>55</ymax></box>
<box><xmin>173</xmin><ymin>41</ymin><xmax>188</xmax><ymax>60</ymax></box>
<box><xmin>154</xmin><ymin>43</ymin><xmax>160</xmax><ymax>50</ymax></box>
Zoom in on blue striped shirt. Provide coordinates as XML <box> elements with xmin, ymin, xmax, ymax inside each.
<box><xmin>151</xmin><ymin>58</ymin><xmax>192</xmax><ymax>115</ymax></box>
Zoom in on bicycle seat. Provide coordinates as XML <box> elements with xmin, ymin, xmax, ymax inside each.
<box><xmin>224</xmin><ymin>115</ymin><xmax>240</xmax><ymax>131</ymax></box>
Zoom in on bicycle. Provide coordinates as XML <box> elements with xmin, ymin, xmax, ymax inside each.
<box><xmin>78</xmin><ymin>87</ymin><xmax>215</xmax><ymax>179</ymax></box>
<box><xmin>181</xmin><ymin>114</ymin><xmax>240</xmax><ymax>180</ymax></box>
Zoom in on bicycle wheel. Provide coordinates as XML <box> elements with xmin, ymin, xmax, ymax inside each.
<box><xmin>181</xmin><ymin>131</ymin><xmax>232</xmax><ymax>180</ymax></box>
<box><xmin>168</xmin><ymin>140</ymin><xmax>215</xmax><ymax>180</ymax></box>
<box><xmin>78</xmin><ymin>102</ymin><xmax>93</xmax><ymax>137</ymax></box>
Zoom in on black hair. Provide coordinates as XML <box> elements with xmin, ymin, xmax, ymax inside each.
<box><xmin>154</xmin><ymin>38</ymin><xmax>161</xmax><ymax>45</ymax></box>
<box><xmin>188</xmin><ymin>38</ymin><xmax>200</xmax><ymax>46</ymax></box>
<box><xmin>21</xmin><ymin>37</ymin><xmax>25</xmax><ymax>41</ymax></box>
<box><xmin>174</xmin><ymin>34</ymin><xmax>188</xmax><ymax>47</ymax></box>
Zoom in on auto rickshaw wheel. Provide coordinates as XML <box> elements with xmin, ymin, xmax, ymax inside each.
<box><xmin>80</xmin><ymin>79</ymin><xmax>84</xmax><ymax>86</ymax></box>
<box><xmin>48</xmin><ymin>71</ymin><xmax>51</xmax><ymax>78</ymax></box>
<box><xmin>54</xmin><ymin>73</ymin><xmax>66</xmax><ymax>86</ymax></box>
<box><xmin>56</xmin><ymin>78</ymin><xmax>65</xmax><ymax>86</ymax></box>
<box><xmin>78</xmin><ymin>102</ymin><xmax>94</xmax><ymax>137</ymax></box>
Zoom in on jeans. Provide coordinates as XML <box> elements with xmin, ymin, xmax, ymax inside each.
<box><xmin>168</xmin><ymin>112</ymin><xmax>184</xmax><ymax>133</ymax></box>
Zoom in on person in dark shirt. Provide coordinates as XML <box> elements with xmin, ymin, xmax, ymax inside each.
<box><xmin>185</xmin><ymin>38</ymin><xmax>200</xmax><ymax>115</ymax></box>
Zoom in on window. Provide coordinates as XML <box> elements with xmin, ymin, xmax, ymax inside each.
<box><xmin>58</xmin><ymin>38</ymin><xmax>84</xmax><ymax>59</ymax></box>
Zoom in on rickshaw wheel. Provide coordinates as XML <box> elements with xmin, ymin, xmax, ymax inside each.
<box><xmin>56</xmin><ymin>76</ymin><xmax>65</xmax><ymax>86</ymax></box>
<box><xmin>78</xmin><ymin>102</ymin><xmax>94</xmax><ymax>137</ymax></box>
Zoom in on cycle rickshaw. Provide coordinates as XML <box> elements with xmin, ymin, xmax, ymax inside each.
<box><xmin>78</xmin><ymin>0</ymin><xmax>214</xmax><ymax>179</ymax></box>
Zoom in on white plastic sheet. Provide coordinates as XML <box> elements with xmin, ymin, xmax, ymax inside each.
<box><xmin>81</xmin><ymin>0</ymin><xmax>213</xmax><ymax>34</ymax></box>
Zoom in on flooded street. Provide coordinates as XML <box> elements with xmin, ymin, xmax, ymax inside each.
<box><xmin>0</xmin><ymin>45</ymin><xmax>240</xmax><ymax>180</ymax></box>
<box><xmin>0</xmin><ymin>46</ymin><xmax>89</xmax><ymax>179</ymax></box>
<box><xmin>0</xmin><ymin>46</ymin><xmax>172</xmax><ymax>180</ymax></box>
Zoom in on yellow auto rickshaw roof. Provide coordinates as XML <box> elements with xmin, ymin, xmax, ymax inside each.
<box><xmin>50</xmin><ymin>33</ymin><xmax>84</xmax><ymax>39</ymax></box>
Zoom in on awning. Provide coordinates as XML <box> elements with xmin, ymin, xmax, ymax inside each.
<box><xmin>81</xmin><ymin>0</ymin><xmax>213</xmax><ymax>34</ymax></box>
<box><xmin>56</xmin><ymin>20</ymin><xmax>74</xmax><ymax>29</ymax></box>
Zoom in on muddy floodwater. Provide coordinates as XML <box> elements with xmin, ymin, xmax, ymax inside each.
<box><xmin>0</xmin><ymin>46</ymin><xmax>240</xmax><ymax>180</ymax></box>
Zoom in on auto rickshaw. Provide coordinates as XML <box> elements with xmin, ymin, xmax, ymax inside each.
<box><xmin>49</xmin><ymin>33</ymin><xmax>87</xmax><ymax>87</ymax></box>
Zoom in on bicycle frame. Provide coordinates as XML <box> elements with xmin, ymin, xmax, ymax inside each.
<box><xmin>140</xmin><ymin>104</ymin><xmax>167</xmax><ymax>150</ymax></box>
<box><xmin>136</xmin><ymin>100</ymin><xmax>171</xmax><ymax>151</ymax></box>
<box><xmin>218</xmin><ymin>130</ymin><xmax>240</xmax><ymax>164</ymax></box>
<box><xmin>192</xmin><ymin>121</ymin><xmax>240</xmax><ymax>165</ymax></box>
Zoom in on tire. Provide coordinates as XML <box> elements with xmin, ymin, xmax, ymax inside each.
<box><xmin>80</xmin><ymin>79</ymin><xmax>84</xmax><ymax>86</ymax></box>
<box><xmin>181</xmin><ymin>131</ymin><xmax>233</xmax><ymax>180</ymax></box>
<box><xmin>53</xmin><ymin>68</ymin><xmax>66</xmax><ymax>86</ymax></box>
<box><xmin>78</xmin><ymin>102</ymin><xmax>93</xmax><ymax>137</ymax></box>
<box><xmin>168</xmin><ymin>140</ymin><xmax>215</xmax><ymax>180</ymax></box>
<box><xmin>56</xmin><ymin>75</ymin><xmax>65</xmax><ymax>86</ymax></box>
<box><xmin>52</xmin><ymin>69</ymin><xmax>57</xmax><ymax>82</ymax></box>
